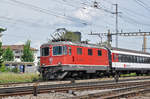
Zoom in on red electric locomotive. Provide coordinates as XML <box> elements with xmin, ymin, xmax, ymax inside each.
<box><xmin>40</xmin><ymin>41</ymin><xmax>112</xmax><ymax>80</ymax></box>
<box><xmin>40</xmin><ymin>41</ymin><xmax>150</xmax><ymax>80</ymax></box>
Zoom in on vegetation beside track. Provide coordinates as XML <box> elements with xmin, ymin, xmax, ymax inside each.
<box><xmin>121</xmin><ymin>73</ymin><xmax>137</xmax><ymax>77</ymax></box>
<box><xmin>0</xmin><ymin>72</ymin><xmax>40</xmax><ymax>84</ymax></box>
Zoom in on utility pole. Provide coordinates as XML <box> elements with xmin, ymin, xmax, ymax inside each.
<box><xmin>91</xmin><ymin>2</ymin><xmax>121</xmax><ymax>47</ymax></box>
<box><xmin>143</xmin><ymin>34</ymin><xmax>147</xmax><ymax>52</ymax></box>
<box><xmin>112</xmin><ymin>4</ymin><xmax>121</xmax><ymax>48</ymax></box>
<box><xmin>115</xmin><ymin>4</ymin><xmax>118</xmax><ymax>48</ymax></box>
<box><xmin>107</xmin><ymin>29</ymin><xmax>112</xmax><ymax>47</ymax></box>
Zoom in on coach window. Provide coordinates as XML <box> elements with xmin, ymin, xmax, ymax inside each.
<box><xmin>126</xmin><ymin>55</ymin><xmax>130</xmax><ymax>62</ymax></box>
<box><xmin>119</xmin><ymin>54</ymin><xmax>121</xmax><ymax>62</ymax></box>
<box><xmin>122</xmin><ymin>54</ymin><xmax>125</xmax><ymax>62</ymax></box>
<box><xmin>142</xmin><ymin>57</ymin><xmax>144</xmax><ymax>63</ymax></box>
<box><xmin>122</xmin><ymin>55</ymin><xmax>125</xmax><ymax>62</ymax></box>
<box><xmin>144</xmin><ymin>57</ymin><xmax>146</xmax><ymax>63</ymax></box>
<box><xmin>121</xmin><ymin>54</ymin><xmax>124</xmax><ymax>62</ymax></box>
<box><xmin>142</xmin><ymin>57</ymin><xmax>145</xmax><ymax>63</ymax></box>
<box><xmin>146</xmin><ymin>57</ymin><xmax>148</xmax><ymax>63</ymax></box>
<box><xmin>41</xmin><ymin>47</ymin><xmax>49</xmax><ymax>56</ymax></box>
<box><xmin>146</xmin><ymin>58</ymin><xmax>148</xmax><ymax>63</ymax></box>
<box><xmin>69</xmin><ymin>47</ymin><xmax>71</xmax><ymax>55</ymax></box>
<box><xmin>125</xmin><ymin>55</ymin><xmax>128</xmax><ymax>62</ymax></box>
<box><xmin>134</xmin><ymin>56</ymin><xmax>137</xmax><ymax>63</ymax></box>
<box><xmin>147</xmin><ymin>58</ymin><xmax>150</xmax><ymax>63</ymax></box>
<box><xmin>140</xmin><ymin>57</ymin><xmax>144</xmax><ymax>63</ymax></box>
<box><xmin>129</xmin><ymin>56</ymin><xmax>132</xmax><ymax>62</ymax></box>
<box><xmin>148</xmin><ymin>58</ymin><xmax>150</xmax><ymax>63</ymax></box>
<box><xmin>133</xmin><ymin>56</ymin><xmax>136</xmax><ymax>63</ymax></box>
<box><xmin>136</xmin><ymin>56</ymin><xmax>138</xmax><ymax>63</ymax></box>
<box><xmin>98</xmin><ymin>50</ymin><xmax>102</xmax><ymax>56</ymax></box>
<box><xmin>139</xmin><ymin>56</ymin><xmax>142</xmax><ymax>63</ymax></box>
<box><xmin>77</xmin><ymin>48</ymin><xmax>82</xmax><ymax>55</ymax></box>
<box><xmin>131</xmin><ymin>56</ymin><xmax>134</xmax><ymax>63</ymax></box>
<box><xmin>118</xmin><ymin>54</ymin><xmax>122</xmax><ymax>62</ymax></box>
<box><xmin>137</xmin><ymin>56</ymin><xmax>140</xmax><ymax>63</ymax></box>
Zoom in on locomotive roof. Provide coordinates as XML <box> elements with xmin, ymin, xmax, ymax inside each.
<box><xmin>111</xmin><ymin>47</ymin><xmax>150</xmax><ymax>55</ymax></box>
<box><xmin>42</xmin><ymin>41</ymin><xmax>150</xmax><ymax>55</ymax></box>
<box><xmin>42</xmin><ymin>41</ymin><xmax>106</xmax><ymax>49</ymax></box>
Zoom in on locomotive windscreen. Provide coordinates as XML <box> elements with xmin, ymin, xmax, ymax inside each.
<box><xmin>53</xmin><ymin>46</ymin><xmax>67</xmax><ymax>56</ymax></box>
<box><xmin>41</xmin><ymin>47</ymin><xmax>49</xmax><ymax>56</ymax></box>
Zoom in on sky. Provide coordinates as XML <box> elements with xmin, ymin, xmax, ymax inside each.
<box><xmin>0</xmin><ymin>0</ymin><xmax>150</xmax><ymax>55</ymax></box>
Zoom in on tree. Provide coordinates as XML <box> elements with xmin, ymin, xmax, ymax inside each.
<box><xmin>3</xmin><ymin>47</ymin><xmax>14</xmax><ymax>61</ymax></box>
<box><xmin>0</xmin><ymin>28</ymin><xmax>6</xmax><ymax>33</ymax></box>
<box><xmin>0</xmin><ymin>42</ymin><xmax>4</xmax><ymax>67</ymax></box>
<box><xmin>21</xmin><ymin>40</ymin><xmax>34</xmax><ymax>62</ymax></box>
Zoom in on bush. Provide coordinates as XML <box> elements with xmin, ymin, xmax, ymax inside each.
<box><xmin>11</xmin><ymin>67</ymin><xmax>19</xmax><ymax>73</ymax></box>
<box><xmin>0</xmin><ymin>64</ymin><xmax>10</xmax><ymax>72</ymax></box>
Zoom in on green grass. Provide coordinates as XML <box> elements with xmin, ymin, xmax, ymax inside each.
<box><xmin>121</xmin><ymin>73</ymin><xmax>137</xmax><ymax>77</ymax></box>
<box><xmin>0</xmin><ymin>72</ymin><xmax>40</xmax><ymax>84</ymax></box>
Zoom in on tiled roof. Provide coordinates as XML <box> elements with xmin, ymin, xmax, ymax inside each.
<box><xmin>2</xmin><ymin>45</ymin><xmax>38</xmax><ymax>51</ymax></box>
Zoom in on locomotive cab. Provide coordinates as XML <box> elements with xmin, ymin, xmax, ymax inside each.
<box><xmin>40</xmin><ymin>44</ymin><xmax>71</xmax><ymax>80</ymax></box>
<box><xmin>40</xmin><ymin>44</ymin><xmax>72</xmax><ymax>66</ymax></box>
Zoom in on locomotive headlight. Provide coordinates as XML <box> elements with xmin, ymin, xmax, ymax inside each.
<box><xmin>58</xmin><ymin>62</ymin><xmax>62</xmax><ymax>66</ymax></box>
<box><xmin>49</xmin><ymin>57</ymin><xmax>53</xmax><ymax>64</ymax></box>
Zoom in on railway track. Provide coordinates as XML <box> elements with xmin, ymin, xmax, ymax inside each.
<box><xmin>64</xmin><ymin>83</ymin><xmax>150</xmax><ymax>99</ymax></box>
<box><xmin>1</xmin><ymin>77</ymin><xmax>150</xmax><ymax>98</ymax></box>
<box><xmin>1</xmin><ymin>76</ymin><xmax>150</xmax><ymax>88</ymax></box>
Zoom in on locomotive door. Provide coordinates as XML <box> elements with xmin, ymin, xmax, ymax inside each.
<box><xmin>68</xmin><ymin>46</ymin><xmax>75</xmax><ymax>64</ymax></box>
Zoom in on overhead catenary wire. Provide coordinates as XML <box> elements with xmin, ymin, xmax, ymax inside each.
<box><xmin>103</xmin><ymin>0</ymin><xmax>150</xmax><ymax>25</ymax></box>
<box><xmin>0</xmin><ymin>16</ymin><xmax>51</xmax><ymax>28</ymax></box>
<box><xmin>120</xmin><ymin>7</ymin><xmax>150</xmax><ymax>19</ymax></box>
<box><xmin>54</xmin><ymin>0</ymin><xmax>80</xmax><ymax>9</ymax></box>
<box><xmin>4</xmin><ymin>0</ymin><xmax>88</xmax><ymax>25</ymax></box>
<box><xmin>58</xmin><ymin>0</ymin><xmax>115</xmax><ymax>30</ymax></box>
<box><xmin>1</xmin><ymin>0</ymin><xmax>150</xmax><ymax>32</ymax></box>
<box><xmin>119</xmin><ymin>8</ymin><xmax>150</xmax><ymax>26</ymax></box>
<box><xmin>119</xmin><ymin>14</ymin><xmax>150</xmax><ymax>27</ymax></box>
<box><xmin>134</xmin><ymin>0</ymin><xmax>150</xmax><ymax>12</ymax></box>
<box><xmin>2</xmin><ymin>0</ymin><xmax>116</xmax><ymax>30</ymax></box>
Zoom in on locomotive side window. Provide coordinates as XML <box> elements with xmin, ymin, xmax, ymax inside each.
<box><xmin>53</xmin><ymin>46</ymin><xmax>63</xmax><ymax>55</ymax></box>
<box><xmin>77</xmin><ymin>48</ymin><xmax>82</xmax><ymax>55</ymax></box>
<box><xmin>41</xmin><ymin>47</ymin><xmax>49</xmax><ymax>56</ymax></box>
<box><xmin>69</xmin><ymin>47</ymin><xmax>71</xmax><ymax>55</ymax></box>
<box><xmin>98</xmin><ymin>50</ymin><xmax>102</xmax><ymax>56</ymax></box>
<box><xmin>88</xmin><ymin>49</ymin><xmax>93</xmax><ymax>56</ymax></box>
<box><xmin>63</xmin><ymin>46</ymin><xmax>67</xmax><ymax>55</ymax></box>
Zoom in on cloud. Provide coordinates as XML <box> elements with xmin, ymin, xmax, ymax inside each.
<box><xmin>74</xmin><ymin>7</ymin><xmax>97</xmax><ymax>22</ymax></box>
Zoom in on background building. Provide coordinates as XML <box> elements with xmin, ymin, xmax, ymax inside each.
<box><xmin>2</xmin><ymin>45</ymin><xmax>38</xmax><ymax>73</ymax></box>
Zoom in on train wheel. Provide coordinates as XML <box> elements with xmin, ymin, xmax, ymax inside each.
<box><xmin>114</xmin><ymin>72</ymin><xmax>119</xmax><ymax>82</ymax></box>
<box><xmin>42</xmin><ymin>73</ymin><xmax>48</xmax><ymax>81</ymax></box>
